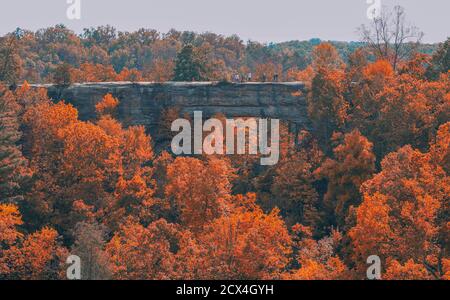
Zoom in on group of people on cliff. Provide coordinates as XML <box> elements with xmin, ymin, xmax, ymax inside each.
<box><xmin>231</xmin><ymin>73</ymin><xmax>279</xmax><ymax>83</ymax></box>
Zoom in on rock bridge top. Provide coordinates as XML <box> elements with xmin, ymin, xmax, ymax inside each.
<box><xmin>34</xmin><ymin>81</ymin><xmax>310</xmax><ymax>131</ymax></box>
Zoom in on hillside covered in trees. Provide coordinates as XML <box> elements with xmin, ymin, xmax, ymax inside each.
<box><xmin>0</xmin><ymin>6</ymin><xmax>449</xmax><ymax>280</ymax></box>
<box><xmin>0</xmin><ymin>23</ymin><xmax>441</xmax><ymax>85</ymax></box>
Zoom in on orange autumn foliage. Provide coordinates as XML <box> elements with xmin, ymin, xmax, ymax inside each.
<box><xmin>56</xmin><ymin>121</ymin><xmax>122</xmax><ymax>186</ymax></box>
<box><xmin>0</xmin><ymin>205</ymin><xmax>67</xmax><ymax>280</ymax></box>
<box><xmin>120</xmin><ymin>125</ymin><xmax>153</xmax><ymax>176</ymax></box>
<box><xmin>0</xmin><ymin>204</ymin><xmax>23</xmax><ymax>246</ymax></box>
<box><xmin>316</xmin><ymin>130</ymin><xmax>376</xmax><ymax>227</ymax></box>
<box><xmin>197</xmin><ymin>194</ymin><xmax>292</xmax><ymax>279</ymax></box>
<box><xmin>254</xmin><ymin>62</ymin><xmax>283</xmax><ymax>82</ymax></box>
<box><xmin>114</xmin><ymin>173</ymin><xmax>155</xmax><ymax>223</ymax></box>
<box><xmin>384</xmin><ymin>259</ymin><xmax>432</xmax><ymax>280</ymax></box>
<box><xmin>286</xmin><ymin>66</ymin><xmax>315</xmax><ymax>87</ymax></box>
<box><xmin>106</xmin><ymin>219</ymin><xmax>177</xmax><ymax>279</ymax></box>
<box><xmin>70</xmin><ymin>63</ymin><xmax>117</xmax><ymax>83</ymax></box>
<box><xmin>97</xmin><ymin>115</ymin><xmax>124</xmax><ymax>137</ymax></box>
<box><xmin>349</xmin><ymin>192</ymin><xmax>394</xmax><ymax>266</ymax></box>
<box><xmin>144</xmin><ymin>59</ymin><xmax>175</xmax><ymax>82</ymax></box>
<box><xmin>13</xmin><ymin>81</ymin><xmax>49</xmax><ymax>112</ymax></box>
<box><xmin>285</xmin><ymin>224</ymin><xmax>347</xmax><ymax>280</ymax></box>
<box><xmin>165</xmin><ymin>157</ymin><xmax>235</xmax><ymax>232</ymax></box>
<box><xmin>2</xmin><ymin>228</ymin><xmax>68</xmax><ymax>280</ymax></box>
<box><xmin>350</xmin><ymin>144</ymin><xmax>449</xmax><ymax>278</ymax></box>
<box><xmin>116</xmin><ymin>68</ymin><xmax>144</xmax><ymax>82</ymax></box>
<box><xmin>3</xmin><ymin>36</ymin><xmax>448</xmax><ymax>281</ymax></box>
<box><xmin>430</xmin><ymin>122</ymin><xmax>450</xmax><ymax>174</ymax></box>
<box><xmin>287</xmin><ymin>258</ymin><xmax>346</xmax><ymax>280</ymax></box>
<box><xmin>399</xmin><ymin>53</ymin><xmax>432</xmax><ymax>79</ymax></box>
<box><xmin>23</xmin><ymin>100</ymin><xmax>79</xmax><ymax>155</ymax></box>
<box><xmin>261</xmin><ymin>129</ymin><xmax>323</xmax><ymax>228</ymax></box>
<box><xmin>442</xmin><ymin>259</ymin><xmax>450</xmax><ymax>280</ymax></box>
<box><xmin>21</xmin><ymin>94</ymin><xmax>155</xmax><ymax>234</ymax></box>
<box><xmin>308</xmin><ymin>67</ymin><xmax>349</xmax><ymax>146</ymax></box>
<box><xmin>349</xmin><ymin>60</ymin><xmax>395</xmax><ymax>139</ymax></box>
<box><xmin>312</xmin><ymin>43</ymin><xmax>345</xmax><ymax>71</ymax></box>
<box><xmin>366</xmin><ymin>72</ymin><xmax>449</xmax><ymax>156</ymax></box>
<box><xmin>363</xmin><ymin>60</ymin><xmax>394</xmax><ymax>80</ymax></box>
<box><xmin>106</xmin><ymin>193</ymin><xmax>294</xmax><ymax>280</ymax></box>
<box><xmin>95</xmin><ymin>93</ymin><xmax>120</xmax><ymax>116</ymax></box>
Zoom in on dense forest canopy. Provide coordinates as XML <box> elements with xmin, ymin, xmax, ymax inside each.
<box><xmin>0</xmin><ymin>24</ymin><xmax>441</xmax><ymax>85</ymax></box>
<box><xmin>0</xmin><ymin>5</ymin><xmax>449</xmax><ymax>280</ymax></box>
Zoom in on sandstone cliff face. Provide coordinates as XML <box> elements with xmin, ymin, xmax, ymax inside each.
<box><xmin>37</xmin><ymin>82</ymin><xmax>310</xmax><ymax>132</ymax></box>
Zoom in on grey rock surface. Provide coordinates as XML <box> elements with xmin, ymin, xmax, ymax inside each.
<box><xmin>34</xmin><ymin>82</ymin><xmax>310</xmax><ymax>133</ymax></box>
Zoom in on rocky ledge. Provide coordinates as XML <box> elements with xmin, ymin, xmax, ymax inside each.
<box><xmin>33</xmin><ymin>81</ymin><xmax>310</xmax><ymax>132</ymax></box>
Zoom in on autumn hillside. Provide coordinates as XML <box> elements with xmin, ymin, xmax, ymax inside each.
<box><xmin>0</xmin><ymin>11</ymin><xmax>449</xmax><ymax>280</ymax></box>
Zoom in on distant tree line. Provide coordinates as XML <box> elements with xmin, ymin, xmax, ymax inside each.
<box><xmin>0</xmin><ymin>19</ymin><xmax>444</xmax><ymax>86</ymax></box>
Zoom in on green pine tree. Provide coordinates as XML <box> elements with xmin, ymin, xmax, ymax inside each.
<box><xmin>172</xmin><ymin>44</ymin><xmax>206</xmax><ymax>81</ymax></box>
<box><xmin>427</xmin><ymin>38</ymin><xmax>450</xmax><ymax>80</ymax></box>
<box><xmin>0</xmin><ymin>85</ymin><xmax>28</xmax><ymax>203</ymax></box>
<box><xmin>0</xmin><ymin>35</ymin><xmax>23</xmax><ymax>86</ymax></box>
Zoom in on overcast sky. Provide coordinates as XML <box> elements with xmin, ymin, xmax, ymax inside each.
<box><xmin>1</xmin><ymin>0</ymin><xmax>448</xmax><ymax>43</ymax></box>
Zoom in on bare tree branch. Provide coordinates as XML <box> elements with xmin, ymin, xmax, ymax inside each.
<box><xmin>358</xmin><ymin>6</ymin><xmax>424</xmax><ymax>70</ymax></box>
